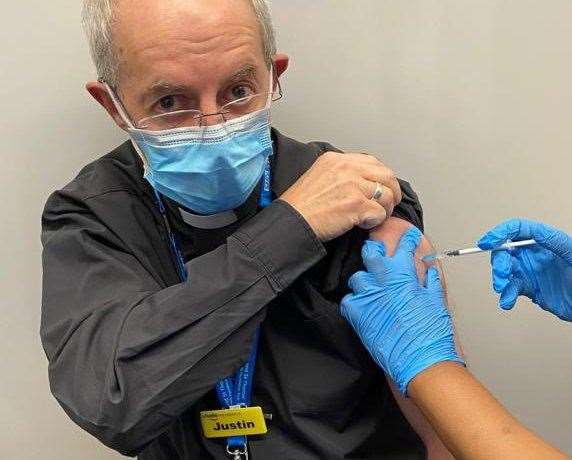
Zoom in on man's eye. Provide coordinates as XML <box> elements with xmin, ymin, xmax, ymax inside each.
<box><xmin>229</xmin><ymin>85</ymin><xmax>254</xmax><ymax>101</ymax></box>
<box><xmin>158</xmin><ymin>96</ymin><xmax>176</xmax><ymax>112</ymax></box>
<box><xmin>155</xmin><ymin>95</ymin><xmax>190</xmax><ymax>114</ymax></box>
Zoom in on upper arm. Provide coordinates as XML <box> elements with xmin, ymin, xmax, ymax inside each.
<box><xmin>369</xmin><ymin>217</ymin><xmax>436</xmax><ymax>286</ymax></box>
<box><xmin>369</xmin><ymin>217</ymin><xmax>454</xmax><ymax>328</ymax></box>
<box><xmin>368</xmin><ymin>217</ymin><xmax>456</xmax><ymax>458</ymax></box>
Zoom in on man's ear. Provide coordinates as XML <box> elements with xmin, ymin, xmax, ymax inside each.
<box><xmin>272</xmin><ymin>53</ymin><xmax>290</xmax><ymax>91</ymax></box>
<box><xmin>86</xmin><ymin>81</ymin><xmax>129</xmax><ymax>130</ymax></box>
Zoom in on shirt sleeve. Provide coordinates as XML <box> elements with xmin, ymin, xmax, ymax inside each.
<box><xmin>41</xmin><ymin>190</ymin><xmax>325</xmax><ymax>456</ymax></box>
<box><xmin>393</xmin><ymin>179</ymin><xmax>424</xmax><ymax>232</ymax></box>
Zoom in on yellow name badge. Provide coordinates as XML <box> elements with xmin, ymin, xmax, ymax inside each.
<box><xmin>200</xmin><ymin>406</ymin><xmax>268</xmax><ymax>439</ymax></box>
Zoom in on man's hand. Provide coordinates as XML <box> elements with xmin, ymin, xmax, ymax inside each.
<box><xmin>280</xmin><ymin>152</ymin><xmax>402</xmax><ymax>242</ymax></box>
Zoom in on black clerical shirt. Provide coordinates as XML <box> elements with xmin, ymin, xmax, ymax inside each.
<box><xmin>41</xmin><ymin>129</ymin><xmax>425</xmax><ymax>459</ymax></box>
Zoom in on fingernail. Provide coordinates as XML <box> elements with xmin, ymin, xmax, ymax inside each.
<box><xmin>362</xmin><ymin>217</ymin><xmax>381</xmax><ymax>229</ymax></box>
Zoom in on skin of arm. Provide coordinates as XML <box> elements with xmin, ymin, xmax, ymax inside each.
<box><xmin>370</xmin><ymin>217</ymin><xmax>455</xmax><ymax>459</ymax></box>
<box><xmin>408</xmin><ymin>363</ymin><xmax>568</xmax><ymax>460</ymax></box>
<box><xmin>371</xmin><ymin>218</ymin><xmax>567</xmax><ymax>460</ymax></box>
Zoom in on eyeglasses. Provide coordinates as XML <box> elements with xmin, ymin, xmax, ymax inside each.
<box><xmin>103</xmin><ymin>70</ymin><xmax>282</xmax><ymax>131</ymax></box>
<box><xmin>136</xmin><ymin>84</ymin><xmax>283</xmax><ymax>131</ymax></box>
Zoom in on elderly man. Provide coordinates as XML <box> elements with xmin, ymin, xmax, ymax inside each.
<box><xmin>41</xmin><ymin>0</ymin><xmax>454</xmax><ymax>458</ymax></box>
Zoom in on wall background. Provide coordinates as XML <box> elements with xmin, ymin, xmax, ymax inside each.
<box><xmin>1</xmin><ymin>1</ymin><xmax>570</xmax><ymax>458</ymax></box>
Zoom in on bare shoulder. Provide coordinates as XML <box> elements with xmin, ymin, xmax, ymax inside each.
<box><xmin>369</xmin><ymin>217</ymin><xmax>435</xmax><ymax>283</ymax></box>
<box><xmin>369</xmin><ymin>217</ymin><xmax>434</xmax><ymax>255</ymax></box>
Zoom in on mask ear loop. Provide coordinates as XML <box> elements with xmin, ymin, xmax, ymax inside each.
<box><xmin>102</xmin><ymin>81</ymin><xmax>150</xmax><ymax>172</ymax></box>
<box><xmin>261</xmin><ymin>65</ymin><xmax>277</xmax><ymax>126</ymax></box>
<box><xmin>266</xmin><ymin>66</ymin><xmax>275</xmax><ymax>107</ymax></box>
<box><xmin>102</xmin><ymin>82</ymin><xmax>136</xmax><ymax>129</ymax></box>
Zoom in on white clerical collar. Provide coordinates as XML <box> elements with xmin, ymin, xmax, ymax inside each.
<box><xmin>178</xmin><ymin>207</ymin><xmax>239</xmax><ymax>229</ymax></box>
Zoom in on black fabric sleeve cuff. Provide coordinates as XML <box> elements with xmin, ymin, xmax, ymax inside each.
<box><xmin>232</xmin><ymin>199</ymin><xmax>326</xmax><ymax>292</ymax></box>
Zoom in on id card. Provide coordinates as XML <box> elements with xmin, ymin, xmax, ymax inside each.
<box><xmin>200</xmin><ymin>406</ymin><xmax>268</xmax><ymax>439</ymax></box>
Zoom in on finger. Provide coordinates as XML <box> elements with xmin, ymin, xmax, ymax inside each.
<box><xmin>367</xmin><ymin>181</ymin><xmax>396</xmax><ymax>210</ymax></box>
<box><xmin>343</xmin><ymin>153</ymin><xmax>393</xmax><ymax>170</ymax></box>
<box><xmin>362</xmin><ymin>240</ymin><xmax>387</xmax><ymax>274</ymax></box>
<box><xmin>376</xmin><ymin>175</ymin><xmax>402</xmax><ymax>207</ymax></box>
<box><xmin>499</xmin><ymin>278</ymin><xmax>525</xmax><ymax>311</ymax></box>
<box><xmin>360</xmin><ymin>180</ymin><xmax>396</xmax><ymax>217</ymax></box>
<box><xmin>511</xmin><ymin>253</ymin><xmax>536</xmax><ymax>300</ymax></box>
<box><xmin>348</xmin><ymin>271</ymin><xmax>376</xmax><ymax>294</ymax></box>
<box><xmin>528</xmin><ymin>223</ymin><xmax>572</xmax><ymax>264</ymax></box>
<box><xmin>480</xmin><ymin>219</ymin><xmax>572</xmax><ymax>266</ymax></box>
<box><xmin>343</xmin><ymin>152</ymin><xmax>384</xmax><ymax>164</ymax></box>
<box><xmin>478</xmin><ymin>219</ymin><xmax>523</xmax><ymax>250</ymax></box>
<box><xmin>357</xmin><ymin>200</ymin><xmax>388</xmax><ymax>230</ymax></box>
<box><xmin>349</xmin><ymin>160</ymin><xmax>403</xmax><ymax>206</ymax></box>
<box><xmin>395</xmin><ymin>227</ymin><xmax>423</xmax><ymax>260</ymax></box>
<box><xmin>340</xmin><ymin>293</ymin><xmax>361</xmax><ymax>330</ymax></box>
<box><xmin>478</xmin><ymin>219</ymin><xmax>554</xmax><ymax>249</ymax></box>
<box><xmin>425</xmin><ymin>266</ymin><xmax>444</xmax><ymax>295</ymax></box>
<box><xmin>490</xmin><ymin>251</ymin><xmax>512</xmax><ymax>294</ymax></box>
<box><xmin>340</xmin><ymin>293</ymin><xmax>355</xmax><ymax>323</ymax></box>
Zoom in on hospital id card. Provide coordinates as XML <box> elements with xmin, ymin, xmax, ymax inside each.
<box><xmin>200</xmin><ymin>406</ymin><xmax>268</xmax><ymax>438</ymax></box>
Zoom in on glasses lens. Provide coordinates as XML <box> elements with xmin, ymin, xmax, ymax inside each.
<box><xmin>137</xmin><ymin>110</ymin><xmax>202</xmax><ymax>131</ymax></box>
<box><xmin>222</xmin><ymin>92</ymin><xmax>270</xmax><ymax>119</ymax></box>
<box><xmin>136</xmin><ymin>90</ymin><xmax>276</xmax><ymax>130</ymax></box>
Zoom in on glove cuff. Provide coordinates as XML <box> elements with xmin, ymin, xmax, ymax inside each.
<box><xmin>395</xmin><ymin>340</ymin><xmax>466</xmax><ymax>396</ymax></box>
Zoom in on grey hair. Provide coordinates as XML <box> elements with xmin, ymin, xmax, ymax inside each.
<box><xmin>82</xmin><ymin>0</ymin><xmax>277</xmax><ymax>87</ymax></box>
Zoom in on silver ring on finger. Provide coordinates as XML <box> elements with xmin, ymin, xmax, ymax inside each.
<box><xmin>371</xmin><ymin>182</ymin><xmax>383</xmax><ymax>201</ymax></box>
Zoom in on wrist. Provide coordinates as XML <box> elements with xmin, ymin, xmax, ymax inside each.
<box><xmin>408</xmin><ymin>361</ymin><xmax>467</xmax><ymax>400</ymax></box>
<box><xmin>277</xmin><ymin>198</ymin><xmax>325</xmax><ymax>241</ymax></box>
<box><xmin>396</xmin><ymin>343</ymin><xmax>465</xmax><ymax>396</ymax></box>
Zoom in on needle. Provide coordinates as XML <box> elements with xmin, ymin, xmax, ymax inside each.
<box><xmin>421</xmin><ymin>239</ymin><xmax>537</xmax><ymax>262</ymax></box>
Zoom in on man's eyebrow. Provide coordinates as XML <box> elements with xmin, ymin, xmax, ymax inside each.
<box><xmin>144</xmin><ymin>82</ymin><xmax>190</xmax><ymax>101</ymax></box>
<box><xmin>227</xmin><ymin>64</ymin><xmax>258</xmax><ymax>82</ymax></box>
<box><xmin>142</xmin><ymin>65</ymin><xmax>258</xmax><ymax>102</ymax></box>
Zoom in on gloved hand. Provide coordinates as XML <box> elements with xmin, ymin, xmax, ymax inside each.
<box><xmin>478</xmin><ymin>219</ymin><xmax>572</xmax><ymax>322</ymax></box>
<box><xmin>341</xmin><ymin>227</ymin><xmax>465</xmax><ymax>396</ymax></box>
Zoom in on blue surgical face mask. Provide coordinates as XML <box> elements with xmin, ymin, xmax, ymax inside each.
<box><xmin>106</xmin><ymin>73</ymin><xmax>274</xmax><ymax>215</ymax></box>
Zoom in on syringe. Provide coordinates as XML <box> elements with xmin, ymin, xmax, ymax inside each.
<box><xmin>422</xmin><ymin>239</ymin><xmax>537</xmax><ymax>262</ymax></box>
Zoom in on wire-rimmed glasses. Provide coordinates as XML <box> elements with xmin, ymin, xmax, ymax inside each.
<box><xmin>136</xmin><ymin>82</ymin><xmax>283</xmax><ymax>131</ymax></box>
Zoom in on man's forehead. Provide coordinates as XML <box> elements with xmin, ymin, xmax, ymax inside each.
<box><xmin>113</xmin><ymin>0</ymin><xmax>264</xmax><ymax>83</ymax></box>
<box><xmin>114</xmin><ymin>0</ymin><xmax>259</xmax><ymax>45</ymax></box>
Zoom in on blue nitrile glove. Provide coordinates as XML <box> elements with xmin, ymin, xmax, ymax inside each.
<box><xmin>478</xmin><ymin>219</ymin><xmax>572</xmax><ymax>322</ymax></box>
<box><xmin>341</xmin><ymin>227</ymin><xmax>465</xmax><ymax>396</ymax></box>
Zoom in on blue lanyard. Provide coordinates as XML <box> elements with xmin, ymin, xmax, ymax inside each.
<box><xmin>154</xmin><ymin>159</ymin><xmax>273</xmax><ymax>455</ymax></box>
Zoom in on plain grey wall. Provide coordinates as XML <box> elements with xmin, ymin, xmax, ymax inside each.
<box><xmin>1</xmin><ymin>1</ymin><xmax>570</xmax><ymax>458</ymax></box>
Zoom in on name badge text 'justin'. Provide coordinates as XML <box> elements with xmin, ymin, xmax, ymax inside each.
<box><xmin>200</xmin><ymin>407</ymin><xmax>268</xmax><ymax>438</ymax></box>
